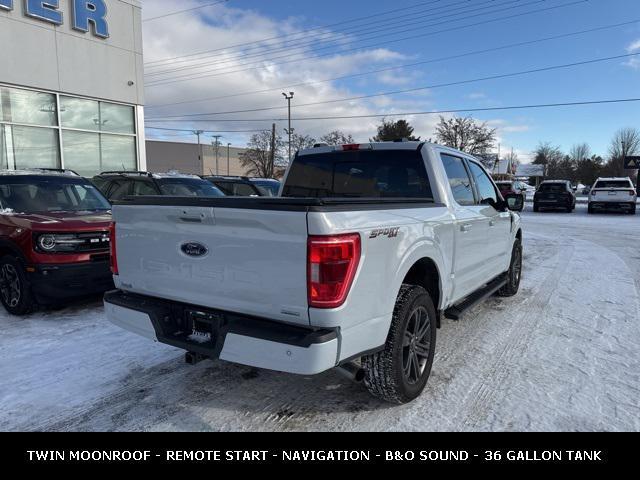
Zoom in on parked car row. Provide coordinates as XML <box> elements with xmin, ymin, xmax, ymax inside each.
<box><xmin>0</xmin><ymin>168</ymin><xmax>281</xmax><ymax>314</ymax></box>
<box><xmin>533</xmin><ymin>177</ymin><xmax>636</xmax><ymax>214</ymax></box>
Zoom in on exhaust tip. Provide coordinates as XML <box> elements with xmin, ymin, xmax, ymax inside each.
<box><xmin>335</xmin><ymin>361</ymin><xmax>365</xmax><ymax>383</ymax></box>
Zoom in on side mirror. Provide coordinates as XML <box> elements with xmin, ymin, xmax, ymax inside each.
<box><xmin>504</xmin><ymin>193</ymin><xmax>524</xmax><ymax>212</ymax></box>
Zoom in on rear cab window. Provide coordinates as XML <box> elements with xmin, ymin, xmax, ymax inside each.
<box><xmin>282</xmin><ymin>150</ymin><xmax>433</xmax><ymax>199</ymax></box>
<box><xmin>538</xmin><ymin>183</ymin><xmax>567</xmax><ymax>193</ymax></box>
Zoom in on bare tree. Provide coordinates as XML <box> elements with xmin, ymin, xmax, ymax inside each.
<box><xmin>504</xmin><ymin>150</ymin><xmax>520</xmax><ymax>173</ymax></box>
<box><xmin>569</xmin><ymin>143</ymin><xmax>592</xmax><ymax>164</ymax></box>
<box><xmin>290</xmin><ymin>133</ymin><xmax>317</xmax><ymax>152</ymax></box>
<box><xmin>606</xmin><ymin>128</ymin><xmax>640</xmax><ymax>177</ymax></box>
<box><xmin>239</xmin><ymin>130</ymin><xmax>285</xmax><ymax>178</ymax></box>
<box><xmin>319</xmin><ymin>130</ymin><xmax>355</xmax><ymax>145</ymax></box>
<box><xmin>434</xmin><ymin>116</ymin><xmax>496</xmax><ymax>155</ymax></box>
<box><xmin>532</xmin><ymin>142</ymin><xmax>564</xmax><ymax>178</ymax></box>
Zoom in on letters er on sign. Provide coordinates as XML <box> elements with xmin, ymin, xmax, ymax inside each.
<box><xmin>0</xmin><ymin>0</ymin><xmax>109</xmax><ymax>39</ymax></box>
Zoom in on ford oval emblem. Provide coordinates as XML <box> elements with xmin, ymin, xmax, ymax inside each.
<box><xmin>181</xmin><ymin>242</ymin><xmax>209</xmax><ymax>258</ymax></box>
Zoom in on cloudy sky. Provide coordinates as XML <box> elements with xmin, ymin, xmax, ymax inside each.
<box><xmin>141</xmin><ymin>0</ymin><xmax>640</xmax><ymax>162</ymax></box>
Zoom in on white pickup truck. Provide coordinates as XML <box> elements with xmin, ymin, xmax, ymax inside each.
<box><xmin>105</xmin><ymin>142</ymin><xmax>524</xmax><ymax>404</ymax></box>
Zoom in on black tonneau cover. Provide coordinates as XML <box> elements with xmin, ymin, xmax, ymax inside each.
<box><xmin>113</xmin><ymin>196</ymin><xmax>442</xmax><ymax>212</ymax></box>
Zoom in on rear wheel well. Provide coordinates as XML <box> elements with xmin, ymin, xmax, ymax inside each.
<box><xmin>402</xmin><ymin>258</ymin><xmax>441</xmax><ymax>327</ymax></box>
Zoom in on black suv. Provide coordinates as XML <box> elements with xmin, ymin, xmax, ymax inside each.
<box><xmin>92</xmin><ymin>172</ymin><xmax>225</xmax><ymax>201</ymax></box>
<box><xmin>533</xmin><ymin>180</ymin><xmax>576</xmax><ymax>213</ymax></box>
<box><xmin>203</xmin><ymin>176</ymin><xmax>264</xmax><ymax>197</ymax></box>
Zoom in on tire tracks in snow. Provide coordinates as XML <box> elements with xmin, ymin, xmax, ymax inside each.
<box><xmin>456</xmin><ymin>234</ymin><xmax>575</xmax><ymax>431</ymax></box>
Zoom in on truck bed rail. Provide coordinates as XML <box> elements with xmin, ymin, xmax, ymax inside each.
<box><xmin>113</xmin><ymin>196</ymin><xmax>441</xmax><ymax>212</ymax></box>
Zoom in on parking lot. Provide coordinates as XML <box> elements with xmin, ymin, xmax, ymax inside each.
<box><xmin>0</xmin><ymin>204</ymin><xmax>637</xmax><ymax>432</ymax></box>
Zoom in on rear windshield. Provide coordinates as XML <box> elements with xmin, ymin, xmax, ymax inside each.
<box><xmin>0</xmin><ymin>176</ymin><xmax>111</xmax><ymax>213</ymax></box>
<box><xmin>251</xmin><ymin>180</ymin><xmax>281</xmax><ymax>196</ymax></box>
<box><xmin>282</xmin><ymin>150</ymin><xmax>433</xmax><ymax>198</ymax></box>
<box><xmin>157</xmin><ymin>178</ymin><xmax>224</xmax><ymax>197</ymax></box>
<box><xmin>593</xmin><ymin>180</ymin><xmax>632</xmax><ymax>189</ymax></box>
<box><xmin>538</xmin><ymin>183</ymin><xmax>567</xmax><ymax>193</ymax></box>
<box><xmin>210</xmin><ymin>180</ymin><xmax>261</xmax><ymax>197</ymax></box>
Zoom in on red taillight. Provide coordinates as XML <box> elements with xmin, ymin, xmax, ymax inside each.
<box><xmin>342</xmin><ymin>144</ymin><xmax>360</xmax><ymax>151</ymax></box>
<box><xmin>307</xmin><ymin>234</ymin><xmax>361</xmax><ymax>309</ymax></box>
<box><xmin>109</xmin><ymin>222</ymin><xmax>118</xmax><ymax>275</ymax></box>
<box><xmin>630</xmin><ymin>190</ymin><xmax>636</xmax><ymax>196</ymax></box>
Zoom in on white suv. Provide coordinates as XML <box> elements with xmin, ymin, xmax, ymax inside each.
<box><xmin>588</xmin><ymin>177</ymin><xmax>637</xmax><ymax>215</ymax></box>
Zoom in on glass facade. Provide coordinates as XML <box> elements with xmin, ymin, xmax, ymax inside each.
<box><xmin>0</xmin><ymin>85</ymin><xmax>138</xmax><ymax>177</ymax></box>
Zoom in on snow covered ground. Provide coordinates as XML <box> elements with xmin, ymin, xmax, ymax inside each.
<box><xmin>1</xmin><ymin>205</ymin><xmax>639</xmax><ymax>432</ymax></box>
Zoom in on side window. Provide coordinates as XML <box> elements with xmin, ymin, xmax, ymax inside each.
<box><xmin>214</xmin><ymin>182</ymin><xmax>233</xmax><ymax>195</ymax></box>
<box><xmin>133</xmin><ymin>180</ymin><xmax>159</xmax><ymax>196</ymax></box>
<box><xmin>441</xmin><ymin>154</ymin><xmax>475</xmax><ymax>206</ymax></box>
<box><xmin>467</xmin><ymin>161</ymin><xmax>498</xmax><ymax>206</ymax></box>
<box><xmin>109</xmin><ymin>181</ymin><xmax>132</xmax><ymax>201</ymax></box>
<box><xmin>234</xmin><ymin>183</ymin><xmax>259</xmax><ymax>196</ymax></box>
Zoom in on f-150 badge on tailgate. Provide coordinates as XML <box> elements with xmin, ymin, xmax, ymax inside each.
<box><xmin>181</xmin><ymin>242</ymin><xmax>209</xmax><ymax>257</ymax></box>
<box><xmin>370</xmin><ymin>227</ymin><xmax>400</xmax><ymax>239</ymax></box>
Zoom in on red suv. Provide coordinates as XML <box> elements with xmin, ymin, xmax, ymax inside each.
<box><xmin>0</xmin><ymin>170</ymin><xmax>113</xmax><ymax>315</ymax></box>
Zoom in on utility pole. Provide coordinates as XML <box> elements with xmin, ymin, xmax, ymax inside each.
<box><xmin>282</xmin><ymin>92</ymin><xmax>294</xmax><ymax>163</ymax></box>
<box><xmin>212</xmin><ymin>135</ymin><xmax>222</xmax><ymax>175</ymax></box>
<box><xmin>193</xmin><ymin>130</ymin><xmax>204</xmax><ymax>174</ymax></box>
<box><xmin>227</xmin><ymin>143</ymin><xmax>231</xmax><ymax>176</ymax></box>
<box><xmin>269</xmin><ymin>123</ymin><xmax>276</xmax><ymax>178</ymax></box>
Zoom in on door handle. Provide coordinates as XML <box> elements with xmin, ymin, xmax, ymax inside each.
<box><xmin>461</xmin><ymin>224</ymin><xmax>472</xmax><ymax>233</ymax></box>
<box><xmin>180</xmin><ymin>216</ymin><xmax>202</xmax><ymax>223</ymax></box>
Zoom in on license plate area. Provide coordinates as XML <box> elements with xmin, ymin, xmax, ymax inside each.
<box><xmin>186</xmin><ymin>310</ymin><xmax>224</xmax><ymax>345</ymax></box>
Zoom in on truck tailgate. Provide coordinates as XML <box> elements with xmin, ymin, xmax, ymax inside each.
<box><xmin>112</xmin><ymin>204</ymin><xmax>310</xmax><ymax>325</ymax></box>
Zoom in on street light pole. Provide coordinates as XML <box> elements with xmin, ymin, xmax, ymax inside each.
<box><xmin>282</xmin><ymin>92</ymin><xmax>294</xmax><ymax>163</ymax></box>
<box><xmin>193</xmin><ymin>130</ymin><xmax>204</xmax><ymax>174</ymax></box>
<box><xmin>227</xmin><ymin>143</ymin><xmax>231</xmax><ymax>176</ymax></box>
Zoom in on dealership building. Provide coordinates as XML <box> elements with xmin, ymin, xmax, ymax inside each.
<box><xmin>0</xmin><ymin>0</ymin><xmax>145</xmax><ymax>177</ymax></box>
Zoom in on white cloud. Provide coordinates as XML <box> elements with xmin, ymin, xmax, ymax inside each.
<box><xmin>626</xmin><ymin>39</ymin><xmax>640</xmax><ymax>52</ymax></box>
<box><xmin>141</xmin><ymin>2</ymin><xmax>527</xmax><ymax>148</ymax></box>
<box><xmin>623</xmin><ymin>39</ymin><xmax>640</xmax><ymax>69</ymax></box>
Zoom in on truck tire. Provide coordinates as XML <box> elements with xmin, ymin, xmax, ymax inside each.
<box><xmin>629</xmin><ymin>204</ymin><xmax>636</xmax><ymax>215</ymax></box>
<box><xmin>0</xmin><ymin>255</ymin><xmax>35</xmax><ymax>315</ymax></box>
<box><xmin>362</xmin><ymin>284</ymin><xmax>437</xmax><ymax>404</ymax></box>
<box><xmin>497</xmin><ymin>239</ymin><xmax>522</xmax><ymax>297</ymax></box>
<box><xmin>588</xmin><ymin>204</ymin><xmax>594</xmax><ymax>214</ymax></box>
<box><xmin>533</xmin><ymin>203</ymin><xmax>539</xmax><ymax>212</ymax></box>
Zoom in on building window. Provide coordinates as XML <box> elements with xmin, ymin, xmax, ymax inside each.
<box><xmin>60</xmin><ymin>95</ymin><xmax>136</xmax><ymax>175</ymax></box>
<box><xmin>11</xmin><ymin>125</ymin><xmax>60</xmax><ymax>170</ymax></box>
<box><xmin>61</xmin><ymin>131</ymin><xmax>100</xmax><ymax>177</ymax></box>
<box><xmin>0</xmin><ymin>87</ymin><xmax>57</xmax><ymax>127</ymax></box>
<box><xmin>0</xmin><ymin>125</ymin><xmax>7</xmax><ymax>169</ymax></box>
<box><xmin>0</xmin><ymin>84</ymin><xmax>138</xmax><ymax>177</ymax></box>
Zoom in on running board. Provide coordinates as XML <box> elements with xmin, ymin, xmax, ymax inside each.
<box><xmin>444</xmin><ymin>275</ymin><xmax>508</xmax><ymax>321</ymax></box>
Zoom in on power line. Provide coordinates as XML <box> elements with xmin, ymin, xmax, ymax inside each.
<box><xmin>146</xmin><ymin>19</ymin><xmax>639</xmax><ymax>110</ymax></box>
<box><xmin>143</xmin><ymin>0</ymin><xmax>230</xmax><ymax>23</ymax></box>
<box><xmin>145</xmin><ymin>0</ymin><xmax>588</xmax><ymax>87</ymax></box>
<box><xmin>145</xmin><ymin>0</ymin><xmax>494</xmax><ymax>76</ymax></box>
<box><xmin>146</xmin><ymin>52</ymin><xmax>640</xmax><ymax>119</ymax></box>
<box><xmin>142</xmin><ymin>98</ymin><xmax>640</xmax><ymax>123</ymax></box>
<box><xmin>146</xmin><ymin>0</ymin><xmax>545</xmax><ymax>82</ymax></box>
<box><xmin>144</xmin><ymin>0</ymin><xmax>445</xmax><ymax>66</ymax></box>
<box><xmin>145</xmin><ymin>126</ymin><xmax>269</xmax><ymax>133</ymax></box>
